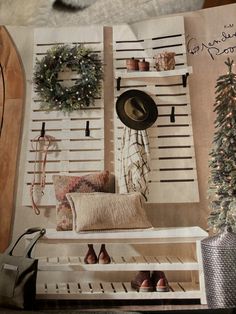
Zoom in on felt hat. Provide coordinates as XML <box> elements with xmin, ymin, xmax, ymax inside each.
<box><xmin>116</xmin><ymin>89</ymin><xmax>158</xmax><ymax>130</ymax></box>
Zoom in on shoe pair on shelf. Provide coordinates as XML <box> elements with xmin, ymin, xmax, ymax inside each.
<box><xmin>84</xmin><ymin>244</ymin><xmax>111</xmax><ymax>264</ymax></box>
<box><xmin>131</xmin><ymin>270</ymin><xmax>169</xmax><ymax>293</ymax></box>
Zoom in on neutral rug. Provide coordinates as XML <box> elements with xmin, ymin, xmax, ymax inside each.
<box><xmin>0</xmin><ymin>0</ymin><xmax>204</xmax><ymax>26</ymax></box>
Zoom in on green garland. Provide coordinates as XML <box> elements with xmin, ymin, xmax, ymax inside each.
<box><xmin>33</xmin><ymin>44</ymin><xmax>103</xmax><ymax>112</ymax></box>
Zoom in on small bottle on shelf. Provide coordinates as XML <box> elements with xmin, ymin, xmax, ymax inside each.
<box><xmin>138</xmin><ymin>58</ymin><xmax>150</xmax><ymax>71</ymax></box>
<box><xmin>126</xmin><ymin>57</ymin><xmax>139</xmax><ymax>71</ymax></box>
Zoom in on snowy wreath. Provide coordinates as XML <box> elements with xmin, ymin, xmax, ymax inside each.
<box><xmin>33</xmin><ymin>44</ymin><xmax>103</xmax><ymax>112</ymax></box>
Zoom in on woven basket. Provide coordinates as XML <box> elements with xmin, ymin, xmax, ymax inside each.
<box><xmin>155</xmin><ymin>51</ymin><xmax>175</xmax><ymax>71</ymax></box>
<box><xmin>201</xmin><ymin>227</ymin><xmax>236</xmax><ymax>308</ymax></box>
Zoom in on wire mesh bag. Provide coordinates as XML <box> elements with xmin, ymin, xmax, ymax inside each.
<box><xmin>201</xmin><ymin>227</ymin><xmax>236</xmax><ymax>308</ymax></box>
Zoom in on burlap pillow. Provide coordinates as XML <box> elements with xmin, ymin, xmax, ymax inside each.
<box><xmin>52</xmin><ymin>171</ymin><xmax>109</xmax><ymax>231</ymax></box>
<box><xmin>66</xmin><ymin>192</ymin><xmax>152</xmax><ymax>232</ymax></box>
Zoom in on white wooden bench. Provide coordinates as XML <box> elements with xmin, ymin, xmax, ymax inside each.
<box><xmin>26</xmin><ymin>226</ymin><xmax>208</xmax><ymax>304</ymax></box>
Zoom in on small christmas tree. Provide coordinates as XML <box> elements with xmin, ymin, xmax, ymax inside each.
<box><xmin>208</xmin><ymin>58</ymin><xmax>236</xmax><ymax>232</ymax></box>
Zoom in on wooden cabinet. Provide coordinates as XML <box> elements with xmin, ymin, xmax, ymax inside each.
<box><xmin>26</xmin><ymin>226</ymin><xmax>208</xmax><ymax>304</ymax></box>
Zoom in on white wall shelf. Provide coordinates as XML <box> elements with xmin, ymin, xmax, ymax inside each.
<box><xmin>115</xmin><ymin>67</ymin><xmax>192</xmax><ymax>79</ymax></box>
<box><xmin>115</xmin><ymin>67</ymin><xmax>192</xmax><ymax>90</ymax></box>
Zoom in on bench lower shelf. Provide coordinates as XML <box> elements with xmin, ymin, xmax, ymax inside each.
<box><xmin>37</xmin><ymin>281</ymin><xmax>201</xmax><ymax>300</ymax></box>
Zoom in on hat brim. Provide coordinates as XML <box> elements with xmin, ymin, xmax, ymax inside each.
<box><xmin>116</xmin><ymin>89</ymin><xmax>158</xmax><ymax>130</ymax></box>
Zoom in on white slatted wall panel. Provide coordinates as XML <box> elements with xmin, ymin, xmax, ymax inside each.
<box><xmin>113</xmin><ymin>16</ymin><xmax>199</xmax><ymax>203</ymax></box>
<box><xmin>22</xmin><ymin>26</ymin><xmax>104</xmax><ymax>206</ymax></box>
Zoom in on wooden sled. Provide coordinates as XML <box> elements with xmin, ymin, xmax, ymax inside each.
<box><xmin>0</xmin><ymin>26</ymin><xmax>25</xmax><ymax>251</ymax></box>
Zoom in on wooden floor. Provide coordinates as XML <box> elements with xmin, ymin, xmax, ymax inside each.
<box><xmin>37</xmin><ymin>302</ymin><xmax>208</xmax><ymax>312</ymax></box>
<box><xmin>31</xmin><ymin>299</ymin><xmax>233</xmax><ymax>313</ymax></box>
<box><xmin>1</xmin><ymin>298</ymin><xmax>235</xmax><ymax>313</ymax></box>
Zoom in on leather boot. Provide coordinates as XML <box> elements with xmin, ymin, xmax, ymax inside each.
<box><xmin>151</xmin><ymin>271</ymin><xmax>169</xmax><ymax>292</ymax></box>
<box><xmin>131</xmin><ymin>271</ymin><xmax>153</xmax><ymax>292</ymax></box>
<box><xmin>84</xmin><ymin>244</ymin><xmax>97</xmax><ymax>264</ymax></box>
<box><xmin>98</xmin><ymin>244</ymin><xmax>111</xmax><ymax>264</ymax></box>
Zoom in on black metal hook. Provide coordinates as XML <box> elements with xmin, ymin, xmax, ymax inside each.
<box><xmin>182</xmin><ymin>73</ymin><xmax>189</xmax><ymax>87</ymax></box>
<box><xmin>116</xmin><ymin>77</ymin><xmax>121</xmax><ymax>91</ymax></box>
<box><xmin>40</xmin><ymin>122</ymin><xmax>45</xmax><ymax>137</ymax></box>
<box><xmin>170</xmin><ymin>106</ymin><xmax>175</xmax><ymax>123</ymax></box>
<box><xmin>85</xmin><ymin>120</ymin><xmax>90</xmax><ymax>137</ymax></box>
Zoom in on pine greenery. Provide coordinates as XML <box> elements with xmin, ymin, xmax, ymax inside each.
<box><xmin>33</xmin><ymin>44</ymin><xmax>103</xmax><ymax>112</ymax></box>
<box><xmin>208</xmin><ymin>58</ymin><xmax>236</xmax><ymax>232</ymax></box>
